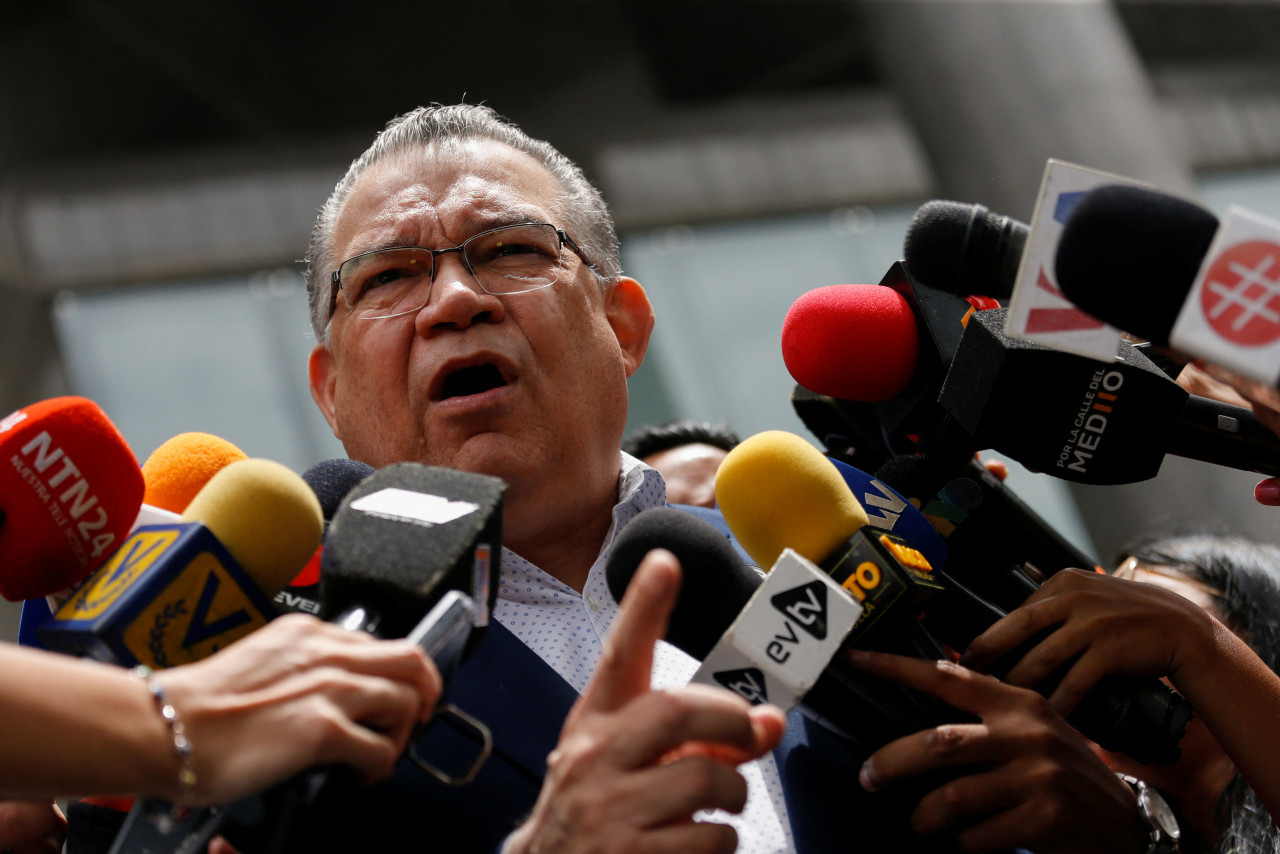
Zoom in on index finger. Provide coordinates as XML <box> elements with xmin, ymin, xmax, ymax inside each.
<box><xmin>580</xmin><ymin>548</ymin><xmax>681</xmax><ymax>713</ymax></box>
<box><xmin>959</xmin><ymin>569</ymin><xmax>1094</xmax><ymax>673</ymax></box>
<box><xmin>847</xmin><ymin>650</ymin><xmax>1011</xmax><ymax>717</ymax></box>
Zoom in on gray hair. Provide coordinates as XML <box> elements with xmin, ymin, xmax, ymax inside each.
<box><xmin>305</xmin><ymin>104</ymin><xmax>622</xmax><ymax>343</ymax></box>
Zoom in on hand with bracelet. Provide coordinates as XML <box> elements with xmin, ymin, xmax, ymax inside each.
<box><xmin>0</xmin><ymin>613</ymin><xmax>440</xmax><ymax>805</ymax></box>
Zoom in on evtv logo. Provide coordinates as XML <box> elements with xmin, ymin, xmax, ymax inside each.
<box><xmin>714</xmin><ymin>668</ymin><xmax>769</xmax><ymax>704</ymax></box>
<box><xmin>763</xmin><ymin>580</ymin><xmax>829</xmax><ymax>663</ymax></box>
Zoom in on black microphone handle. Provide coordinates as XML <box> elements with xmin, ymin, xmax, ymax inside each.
<box><xmin>1167</xmin><ymin>395</ymin><xmax>1280</xmax><ymax>477</ymax></box>
<box><xmin>875</xmin><ymin>448</ymin><xmax>1097</xmax><ymax>608</ymax></box>
<box><xmin>799</xmin><ymin>645</ymin><xmax>955</xmax><ymax>749</ymax></box>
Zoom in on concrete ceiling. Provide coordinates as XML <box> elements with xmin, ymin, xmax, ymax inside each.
<box><xmin>9</xmin><ymin>1</ymin><xmax>1276</xmax><ymax>179</ymax></box>
<box><xmin>0</xmin><ymin>1</ymin><xmax>875</xmax><ymax>176</ymax></box>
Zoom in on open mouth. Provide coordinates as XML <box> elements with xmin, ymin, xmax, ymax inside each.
<box><xmin>437</xmin><ymin>363</ymin><xmax>509</xmax><ymax>401</ymax></box>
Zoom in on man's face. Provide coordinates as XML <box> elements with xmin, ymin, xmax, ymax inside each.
<box><xmin>309</xmin><ymin>139</ymin><xmax>653</xmax><ymax>547</ymax></box>
<box><xmin>642</xmin><ymin>443</ymin><xmax>729</xmax><ymax>509</ymax></box>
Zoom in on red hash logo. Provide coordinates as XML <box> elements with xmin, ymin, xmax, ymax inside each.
<box><xmin>1201</xmin><ymin>240</ymin><xmax>1280</xmax><ymax>346</ymax></box>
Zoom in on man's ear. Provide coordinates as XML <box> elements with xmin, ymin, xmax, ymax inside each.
<box><xmin>308</xmin><ymin>343</ymin><xmax>342</xmax><ymax>439</ymax></box>
<box><xmin>605</xmin><ymin>277</ymin><xmax>654</xmax><ymax>377</ymax></box>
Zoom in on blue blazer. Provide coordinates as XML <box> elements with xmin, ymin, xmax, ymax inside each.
<box><xmin>298</xmin><ymin>615</ymin><xmax>944</xmax><ymax>852</ymax></box>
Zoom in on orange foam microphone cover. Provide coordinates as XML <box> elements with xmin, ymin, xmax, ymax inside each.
<box><xmin>142</xmin><ymin>432</ymin><xmax>249</xmax><ymax>514</ymax></box>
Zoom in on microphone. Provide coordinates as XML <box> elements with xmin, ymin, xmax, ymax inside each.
<box><xmin>713</xmin><ymin>432</ymin><xmax>948</xmax><ymax>659</ymax></box>
<box><xmin>904</xmin><ymin>200</ymin><xmax>1028</xmax><ymax>300</ymax></box>
<box><xmin>604</xmin><ymin>506</ymin><xmax>950</xmax><ymax>748</ymax></box>
<box><xmin>38</xmin><ymin>458</ymin><xmax>321</xmax><ymax>667</ymax></box>
<box><xmin>20</xmin><ymin>431</ymin><xmax>247</xmax><ymax>652</ymax></box>
<box><xmin>782</xmin><ymin>265</ymin><xmax>997</xmax><ymax>454</ymax></box>
<box><xmin>141</xmin><ymin>432</ymin><xmax>249</xmax><ymax>515</ymax></box>
<box><xmin>302</xmin><ymin>459</ymin><xmax>375</xmax><ymax>527</ymax></box>
<box><xmin>825</xmin><ymin>455</ymin><xmax>948</xmax><ymax>573</ymax></box>
<box><xmin>939</xmin><ymin>307</ymin><xmax>1280</xmax><ymax>484</ymax></box>
<box><xmin>110</xmin><ymin>463</ymin><xmax>505</xmax><ymax>854</ymax></box>
<box><xmin>1054</xmin><ymin>184</ymin><xmax>1219</xmax><ymax>348</ymax></box>
<box><xmin>1055</xmin><ymin>184</ymin><xmax>1280</xmax><ymax>392</ymax></box>
<box><xmin>782</xmin><ymin>284</ymin><xmax>920</xmax><ymax>404</ymax></box>
<box><xmin>273</xmin><ymin>459</ymin><xmax>377</xmax><ymax>617</ymax></box>
<box><xmin>0</xmin><ymin>396</ymin><xmax>145</xmax><ymax>602</ymax></box>
<box><xmin>712</xmin><ymin>430</ymin><xmax>1192</xmax><ymax>765</ymax></box>
<box><xmin>605</xmin><ymin>506</ymin><xmax>762</xmax><ymax>659</ymax></box>
<box><xmin>318</xmin><ymin>462</ymin><xmax>504</xmax><ymax>639</ymax></box>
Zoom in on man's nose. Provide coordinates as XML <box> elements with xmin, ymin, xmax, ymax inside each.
<box><xmin>430</xmin><ymin>247</ymin><xmax>478</xmax><ymax>288</ymax></box>
<box><xmin>416</xmin><ymin>250</ymin><xmax>504</xmax><ymax>328</ymax></box>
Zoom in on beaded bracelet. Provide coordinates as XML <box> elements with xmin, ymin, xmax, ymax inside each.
<box><xmin>131</xmin><ymin>665</ymin><xmax>197</xmax><ymax>805</ymax></box>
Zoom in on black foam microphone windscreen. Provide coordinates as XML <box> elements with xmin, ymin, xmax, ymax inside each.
<box><xmin>320</xmin><ymin>462</ymin><xmax>505</xmax><ymax>640</ymax></box>
<box><xmin>904</xmin><ymin>200</ymin><xmax>1028</xmax><ymax>300</ymax></box>
<box><xmin>302</xmin><ymin>459</ymin><xmax>376</xmax><ymax>523</ymax></box>
<box><xmin>606</xmin><ymin>506</ymin><xmax>761</xmax><ymax>659</ymax></box>
<box><xmin>1055</xmin><ymin>184</ymin><xmax>1220</xmax><ymax>345</ymax></box>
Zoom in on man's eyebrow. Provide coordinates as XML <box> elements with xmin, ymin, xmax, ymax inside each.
<box><xmin>345</xmin><ymin>212</ymin><xmax>555</xmax><ymax>257</ymax></box>
<box><xmin>351</xmin><ymin>236</ymin><xmax>421</xmax><ymax>255</ymax></box>
<box><xmin>475</xmin><ymin>209</ymin><xmax>555</xmax><ymax>230</ymax></box>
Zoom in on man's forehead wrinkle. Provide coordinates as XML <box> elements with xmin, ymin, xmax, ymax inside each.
<box><xmin>338</xmin><ymin>159</ymin><xmax>560</xmax><ymax>259</ymax></box>
<box><xmin>348</xmin><ymin>193</ymin><xmax>550</xmax><ymax>257</ymax></box>
<box><xmin>335</xmin><ymin>187</ymin><xmax>443</xmax><ymax>260</ymax></box>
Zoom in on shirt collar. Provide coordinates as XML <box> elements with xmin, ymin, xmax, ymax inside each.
<box><xmin>497</xmin><ymin>453</ymin><xmax>667</xmax><ymax>608</ymax></box>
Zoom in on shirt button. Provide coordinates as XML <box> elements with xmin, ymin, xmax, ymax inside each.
<box><xmin>586</xmin><ymin>594</ymin><xmax>600</xmax><ymax>611</ymax></box>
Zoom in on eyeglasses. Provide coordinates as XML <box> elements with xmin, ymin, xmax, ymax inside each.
<box><xmin>329</xmin><ymin>222</ymin><xmax>594</xmax><ymax>320</ymax></box>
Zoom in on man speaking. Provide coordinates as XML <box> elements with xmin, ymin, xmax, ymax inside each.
<box><xmin>302</xmin><ymin>104</ymin><xmax>927</xmax><ymax>853</ymax></box>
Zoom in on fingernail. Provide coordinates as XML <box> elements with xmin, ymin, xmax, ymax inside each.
<box><xmin>846</xmin><ymin>649</ymin><xmax>871</xmax><ymax>666</ymax></box>
<box><xmin>639</xmin><ymin>552</ymin><xmax>677</xmax><ymax>592</ymax></box>
<box><xmin>1257</xmin><ymin>481</ymin><xmax>1280</xmax><ymax>505</ymax></box>
<box><xmin>859</xmin><ymin>759</ymin><xmax>879</xmax><ymax>792</ymax></box>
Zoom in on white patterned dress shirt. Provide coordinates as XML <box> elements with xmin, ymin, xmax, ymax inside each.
<box><xmin>492</xmin><ymin>452</ymin><xmax>795</xmax><ymax>853</ymax></box>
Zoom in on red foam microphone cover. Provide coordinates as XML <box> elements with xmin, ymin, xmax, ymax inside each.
<box><xmin>0</xmin><ymin>397</ymin><xmax>144</xmax><ymax>600</ymax></box>
<box><xmin>781</xmin><ymin>284</ymin><xmax>919</xmax><ymax>402</ymax></box>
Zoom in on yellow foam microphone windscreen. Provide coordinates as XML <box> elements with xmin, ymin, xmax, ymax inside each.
<box><xmin>182</xmin><ymin>458</ymin><xmax>323</xmax><ymax>598</ymax></box>
<box><xmin>714</xmin><ymin>430</ymin><xmax>868</xmax><ymax>570</ymax></box>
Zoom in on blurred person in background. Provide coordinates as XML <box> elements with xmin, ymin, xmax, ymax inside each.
<box><xmin>622</xmin><ymin>420</ymin><xmax>740</xmax><ymax>509</ymax></box>
<box><xmin>1104</xmin><ymin>534</ymin><xmax>1280</xmax><ymax>853</ymax></box>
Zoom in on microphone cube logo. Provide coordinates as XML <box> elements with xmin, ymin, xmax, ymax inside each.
<box><xmin>1199</xmin><ymin>240</ymin><xmax>1280</xmax><ymax>346</ymax></box>
<box><xmin>770</xmin><ymin>580</ymin><xmax>830</xmax><ymax>642</ymax></box>
<box><xmin>1175</xmin><ymin>205</ymin><xmax>1280</xmax><ymax>385</ymax></box>
<box><xmin>713</xmin><ymin>667</ymin><xmax>770</xmax><ymax>705</ymax></box>
<box><xmin>42</xmin><ymin>523</ymin><xmax>279</xmax><ymax>667</ymax></box>
<box><xmin>690</xmin><ymin>549</ymin><xmax>862</xmax><ymax>712</ymax></box>
<box><xmin>1004</xmin><ymin>159</ymin><xmax>1130</xmax><ymax>360</ymax></box>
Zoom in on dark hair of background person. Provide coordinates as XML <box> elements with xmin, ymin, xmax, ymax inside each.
<box><xmin>1118</xmin><ymin>533</ymin><xmax>1280</xmax><ymax>854</ymax></box>
<box><xmin>621</xmin><ymin>420</ymin><xmax>741</xmax><ymax>460</ymax></box>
